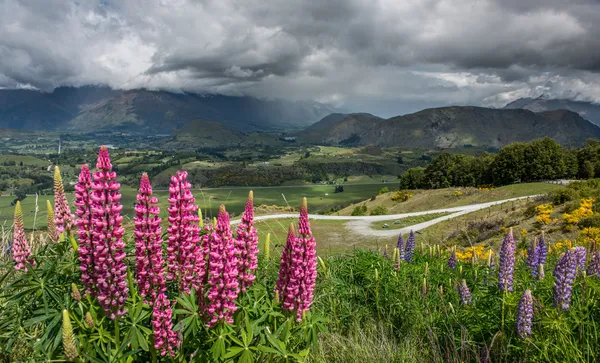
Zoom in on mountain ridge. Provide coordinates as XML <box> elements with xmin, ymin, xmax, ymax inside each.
<box><xmin>0</xmin><ymin>86</ymin><xmax>339</xmax><ymax>134</ymax></box>
<box><xmin>297</xmin><ymin>106</ymin><xmax>600</xmax><ymax>148</ymax></box>
<box><xmin>504</xmin><ymin>95</ymin><xmax>600</xmax><ymax>126</ymax></box>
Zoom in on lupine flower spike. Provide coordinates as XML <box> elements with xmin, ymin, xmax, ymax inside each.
<box><xmin>281</xmin><ymin>198</ymin><xmax>318</xmax><ymax>321</ymax></box>
<box><xmin>459</xmin><ymin>279</ymin><xmax>472</xmax><ymax>305</ymax></box>
<box><xmin>554</xmin><ymin>248</ymin><xmax>577</xmax><ymax>311</ymax></box>
<box><xmin>397</xmin><ymin>234</ymin><xmax>405</xmax><ymax>261</ymax></box>
<box><xmin>498</xmin><ymin>228</ymin><xmax>515</xmax><ymax>292</ymax></box>
<box><xmin>166</xmin><ymin>170</ymin><xmax>201</xmax><ymax>294</ymax></box>
<box><xmin>538</xmin><ymin>232</ymin><xmax>547</xmax><ymax>266</ymax></box>
<box><xmin>62</xmin><ymin>310</ymin><xmax>78</xmax><ymax>361</ymax></box>
<box><xmin>276</xmin><ymin>223</ymin><xmax>296</xmax><ymax>298</ymax></box>
<box><xmin>516</xmin><ymin>290</ymin><xmax>534</xmax><ymax>339</ymax></box>
<box><xmin>447</xmin><ymin>247</ymin><xmax>457</xmax><ymax>269</ymax></box>
<box><xmin>74</xmin><ymin>165</ymin><xmax>95</xmax><ymax>295</ymax></box>
<box><xmin>134</xmin><ymin>173</ymin><xmax>167</xmax><ymax>304</ymax></box>
<box><xmin>12</xmin><ymin>201</ymin><xmax>34</xmax><ymax>271</ymax></box>
<box><xmin>236</xmin><ymin>191</ymin><xmax>259</xmax><ymax>292</ymax></box>
<box><xmin>205</xmin><ymin>205</ymin><xmax>240</xmax><ymax>327</ymax></box>
<box><xmin>527</xmin><ymin>238</ymin><xmax>539</xmax><ymax>278</ymax></box>
<box><xmin>53</xmin><ymin>166</ymin><xmax>74</xmax><ymax>234</ymax></box>
<box><xmin>152</xmin><ymin>293</ymin><xmax>179</xmax><ymax>357</ymax></box>
<box><xmin>90</xmin><ymin>146</ymin><xmax>128</xmax><ymax>319</ymax></box>
<box><xmin>46</xmin><ymin>200</ymin><xmax>59</xmax><ymax>242</ymax></box>
<box><xmin>574</xmin><ymin>246</ymin><xmax>586</xmax><ymax>274</ymax></box>
<box><xmin>587</xmin><ymin>250</ymin><xmax>600</xmax><ymax>277</ymax></box>
<box><xmin>404</xmin><ymin>230</ymin><xmax>415</xmax><ymax>263</ymax></box>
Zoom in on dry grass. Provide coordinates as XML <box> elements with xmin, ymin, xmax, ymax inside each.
<box><xmin>337</xmin><ymin>183</ymin><xmax>562</xmax><ymax>216</ymax></box>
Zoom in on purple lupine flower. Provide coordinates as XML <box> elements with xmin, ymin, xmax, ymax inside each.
<box><xmin>516</xmin><ymin>290</ymin><xmax>534</xmax><ymax>339</ymax></box>
<box><xmin>404</xmin><ymin>230</ymin><xmax>415</xmax><ymax>263</ymax></box>
<box><xmin>75</xmin><ymin>165</ymin><xmax>95</xmax><ymax>295</ymax></box>
<box><xmin>526</xmin><ymin>238</ymin><xmax>540</xmax><ymax>278</ymax></box>
<box><xmin>447</xmin><ymin>247</ymin><xmax>457</xmax><ymax>269</ymax></box>
<box><xmin>275</xmin><ymin>223</ymin><xmax>295</xmax><ymax>299</ymax></box>
<box><xmin>205</xmin><ymin>205</ymin><xmax>239</xmax><ymax>327</ymax></box>
<box><xmin>90</xmin><ymin>146</ymin><xmax>128</xmax><ymax>319</ymax></box>
<box><xmin>574</xmin><ymin>246</ymin><xmax>586</xmax><ymax>274</ymax></box>
<box><xmin>538</xmin><ymin>232</ymin><xmax>547</xmax><ymax>266</ymax></box>
<box><xmin>12</xmin><ymin>201</ymin><xmax>34</xmax><ymax>271</ymax></box>
<box><xmin>166</xmin><ymin>171</ymin><xmax>200</xmax><ymax>294</ymax></box>
<box><xmin>53</xmin><ymin>166</ymin><xmax>74</xmax><ymax>234</ymax></box>
<box><xmin>459</xmin><ymin>279</ymin><xmax>472</xmax><ymax>305</ymax></box>
<box><xmin>587</xmin><ymin>251</ymin><xmax>600</xmax><ymax>277</ymax></box>
<box><xmin>498</xmin><ymin>228</ymin><xmax>515</xmax><ymax>292</ymax></box>
<box><xmin>281</xmin><ymin>198</ymin><xmax>317</xmax><ymax>322</ymax></box>
<box><xmin>235</xmin><ymin>191</ymin><xmax>258</xmax><ymax>293</ymax></box>
<box><xmin>553</xmin><ymin>248</ymin><xmax>577</xmax><ymax>311</ymax></box>
<box><xmin>152</xmin><ymin>293</ymin><xmax>179</xmax><ymax>357</ymax></box>
<box><xmin>134</xmin><ymin>173</ymin><xmax>167</xmax><ymax>304</ymax></box>
<box><xmin>397</xmin><ymin>235</ymin><xmax>405</xmax><ymax>261</ymax></box>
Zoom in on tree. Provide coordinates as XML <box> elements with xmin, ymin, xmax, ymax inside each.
<box><xmin>399</xmin><ymin>167</ymin><xmax>426</xmax><ymax>189</ymax></box>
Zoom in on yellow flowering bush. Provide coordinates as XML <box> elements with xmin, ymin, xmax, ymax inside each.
<box><xmin>577</xmin><ymin>227</ymin><xmax>600</xmax><ymax>249</ymax></box>
<box><xmin>391</xmin><ymin>190</ymin><xmax>413</xmax><ymax>202</ymax></box>
<box><xmin>454</xmin><ymin>245</ymin><xmax>493</xmax><ymax>262</ymax></box>
<box><xmin>562</xmin><ymin>198</ymin><xmax>595</xmax><ymax>228</ymax></box>
<box><xmin>452</xmin><ymin>190</ymin><xmax>463</xmax><ymax>197</ymax></box>
<box><xmin>535</xmin><ymin>204</ymin><xmax>553</xmax><ymax>225</ymax></box>
<box><xmin>549</xmin><ymin>239</ymin><xmax>573</xmax><ymax>255</ymax></box>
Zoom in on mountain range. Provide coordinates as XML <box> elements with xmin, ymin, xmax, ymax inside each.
<box><xmin>2</xmin><ymin>86</ymin><xmax>600</xmax><ymax>148</ymax></box>
<box><xmin>296</xmin><ymin>107</ymin><xmax>600</xmax><ymax>148</ymax></box>
<box><xmin>504</xmin><ymin>94</ymin><xmax>600</xmax><ymax>126</ymax></box>
<box><xmin>0</xmin><ymin>86</ymin><xmax>338</xmax><ymax>134</ymax></box>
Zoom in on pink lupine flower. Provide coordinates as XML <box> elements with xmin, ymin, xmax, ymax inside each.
<box><xmin>166</xmin><ymin>171</ymin><xmax>201</xmax><ymax>294</ymax></box>
<box><xmin>90</xmin><ymin>146</ymin><xmax>128</xmax><ymax>320</ymax></box>
<box><xmin>75</xmin><ymin>165</ymin><xmax>95</xmax><ymax>295</ymax></box>
<box><xmin>236</xmin><ymin>191</ymin><xmax>259</xmax><ymax>292</ymax></box>
<box><xmin>134</xmin><ymin>173</ymin><xmax>167</xmax><ymax>304</ymax></box>
<box><xmin>54</xmin><ymin>166</ymin><xmax>74</xmax><ymax>234</ymax></box>
<box><xmin>152</xmin><ymin>293</ymin><xmax>179</xmax><ymax>357</ymax></box>
<box><xmin>275</xmin><ymin>223</ymin><xmax>296</xmax><ymax>298</ymax></box>
<box><xmin>282</xmin><ymin>198</ymin><xmax>317</xmax><ymax>322</ymax></box>
<box><xmin>13</xmin><ymin>201</ymin><xmax>34</xmax><ymax>271</ymax></box>
<box><xmin>205</xmin><ymin>205</ymin><xmax>239</xmax><ymax>327</ymax></box>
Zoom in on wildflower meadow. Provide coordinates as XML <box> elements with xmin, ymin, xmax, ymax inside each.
<box><xmin>1</xmin><ymin>146</ymin><xmax>600</xmax><ymax>362</ymax></box>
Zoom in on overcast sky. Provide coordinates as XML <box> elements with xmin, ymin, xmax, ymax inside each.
<box><xmin>2</xmin><ymin>0</ymin><xmax>600</xmax><ymax>117</ymax></box>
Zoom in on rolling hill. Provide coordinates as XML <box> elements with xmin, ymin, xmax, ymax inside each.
<box><xmin>0</xmin><ymin>86</ymin><xmax>338</xmax><ymax>134</ymax></box>
<box><xmin>298</xmin><ymin>107</ymin><xmax>600</xmax><ymax>148</ymax></box>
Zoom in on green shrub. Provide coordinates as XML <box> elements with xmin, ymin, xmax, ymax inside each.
<box><xmin>351</xmin><ymin>205</ymin><xmax>368</xmax><ymax>216</ymax></box>
<box><xmin>378</xmin><ymin>186</ymin><xmax>389</xmax><ymax>195</ymax></box>
<box><xmin>548</xmin><ymin>188</ymin><xmax>579</xmax><ymax>205</ymax></box>
<box><xmin>369</xmin><ymin>205</ymin><xmax>388</xmax><ymax>215</ymax></box>
<box><xmin>578</xmin><ymin>214</ymin><xmax>600</xmax><ymax>228</ymax></box>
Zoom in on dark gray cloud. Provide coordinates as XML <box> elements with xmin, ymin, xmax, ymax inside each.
<box><xmin>1</xmin><ymin>0</ymin><xmax>600</xmax><ymax>116</ymax></box>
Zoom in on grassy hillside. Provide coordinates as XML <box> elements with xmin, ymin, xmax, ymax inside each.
<box><xmin>338</xmin><ymin>183</ymin><xmax>563</xmax><ymax>215</ymax></box>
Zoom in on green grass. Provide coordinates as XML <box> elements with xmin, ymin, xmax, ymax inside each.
<box><xmin>0</xmin><ymin>184</ymin><xmax>388</xmax><ymax>229</ymax></box>
<box><xmin>371</xmin><ymin>212</ymin><xmax>452</xmax><ymax>230</ymax></box>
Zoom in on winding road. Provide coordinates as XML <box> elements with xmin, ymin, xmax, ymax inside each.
<box><xmin>232</xmin><ymin>196</ymin><xmax>535</xmax><ymax>237</ymax></box>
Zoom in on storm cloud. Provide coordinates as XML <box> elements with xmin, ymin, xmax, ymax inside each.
<box><xmin>2</xmin><ymin>0</ymin><xmax>600</xmax><ymax>116</ymax></box>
